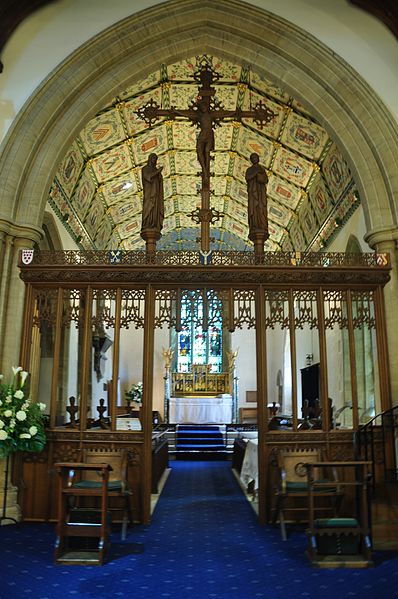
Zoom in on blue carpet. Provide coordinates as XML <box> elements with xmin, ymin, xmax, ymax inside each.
<box><xmin>0</xmin><ymin>460</ymin><xmax>398</xmax><ymax>599</ymax></box>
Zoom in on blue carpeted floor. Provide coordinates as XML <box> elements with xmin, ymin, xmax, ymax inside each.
<box><xmin>0</xmin><ymin>460</ymin><xmax>397</xmax><ymax>598</ymax></box>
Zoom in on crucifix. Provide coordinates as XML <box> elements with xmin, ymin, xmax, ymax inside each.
<box><xmin>136</xmin><ymin>56</ymin><xmax>277</xmax><ymax>255</ymax></box>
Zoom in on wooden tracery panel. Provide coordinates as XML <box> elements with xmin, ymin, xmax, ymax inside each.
<box><xmin>323</xmin><ymin>290</ymin><xmax>348</xmax><ymax>329</ymax></box>
<box><xmin>154</xmin><ymin>289</ymin><xmax>177</xmax><ymax>329</ymax></box>
<box><xmin>264</xmin><ymin>290</ymin><xmax>289</xmax><ymax>329</ymax></box>
<box><xmin>32</xmin><ymin>288</ymin><xmax>58</xmax><ymax>327</ymax></box>
<box><xmin>351</xmin><ymin>290</ymin><xmax>376</xmax><ymax>330</ymax></box>
<box><xmin>62</xmin><ymin>289</ymin><xmax>85</xmax><ymax>329</ymax></box>
<box><xmin>293</xmin><ymin>289</ymin><xmax>318</xmax><ymax>329</ymax></box>
<box><xmin>120</xmin><ymin>289</ymin><xmax>145</xmax><ymax>329</ymax></box>
<box><xmin>232</xmin><ymin>289</ymin><xmax>256</xmax><ymax>329</ymax></box>
<box><xmin>92</xmin><ymin>289</ymin><xmax>117</xmax><ymax>329</ymax></box>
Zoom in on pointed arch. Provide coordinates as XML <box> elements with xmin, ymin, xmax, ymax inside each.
<box><xmin>346</xmin><ymin>234</ymin><xmax>363</xmax><ymax>254</ymax></box>
<box><xmin>0</xmin><ymin>0</ymin><xmax>397</xmax><ymax>243</ymax></box>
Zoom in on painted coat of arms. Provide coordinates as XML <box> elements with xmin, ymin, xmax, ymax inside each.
<box><xmin>21</xmin><ymin>249</ymin><xmax>34</xmax><ymax>265</ymax></box>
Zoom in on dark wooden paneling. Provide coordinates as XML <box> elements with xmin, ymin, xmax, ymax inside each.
<box><xmin>18</xmin><ymin>433</ymin><xmax>144</xmax><ymax>522</ymax></box>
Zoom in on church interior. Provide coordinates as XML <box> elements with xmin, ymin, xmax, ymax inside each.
<box><xmin>1</xmin><ymin>0</ymin><xmax>398</xmax><ymax>596</ymax></box>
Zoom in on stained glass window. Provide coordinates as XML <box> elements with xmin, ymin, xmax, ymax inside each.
<box><xmin>177</xmin><ymin>291</ymin><xmax>222</xmax><ymax>373</ymax></box>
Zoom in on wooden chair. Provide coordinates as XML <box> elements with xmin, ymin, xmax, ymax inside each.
<box><xmin>54</xmin><ymin>462</ymin><xmax>112</xmax><ymax>565</ymax></box>
<box><xmin>306</xmin><ymin>461</ymin><xmax>373</xmax><ymax>567</ymax></box>
<box><xmin>273</xmin><ymin>448</ymin><xmax>342</xmax><ymax>540</ymax></box>
<box><xmin>72</xmin><ymin>448</ymin><xmax>133</xmax><ymax>540</ymax></box>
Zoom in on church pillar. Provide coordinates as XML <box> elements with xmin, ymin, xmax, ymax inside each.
<box><xmin>0</xmin><ymin>232</ymin><xmax>14</xmax><ymax>370</ymax></box>
<box><xmin>0</xmin><ymin>221</ymin><xmax>42</xmax><ymax>374</ymax></box>
<box><xmin>365</xmin><ymin>229</ymin><xmax>398</xmax><ymax>405</ymax></box>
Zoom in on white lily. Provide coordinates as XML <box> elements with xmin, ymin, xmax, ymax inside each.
<box><xmin>20</xmin><ymin>370</ymin><xmax>29</xmax><ymax>388</ymax></box>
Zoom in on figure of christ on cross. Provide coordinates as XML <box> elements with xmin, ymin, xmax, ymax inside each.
<box><xmin>194</xmin><ymin>100</ymin><xmax>214</xmax><ymax>184</ymax></box>
<box><xmin>136</xmin><ymin>58</ymin><xmax>277</xmax><ymax>254</ymax></box>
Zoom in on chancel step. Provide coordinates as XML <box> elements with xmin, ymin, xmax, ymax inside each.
<box><xmin>175</xmin><ymin>425</ymin><xmax>227</xmax><ymax>460</ymax></box>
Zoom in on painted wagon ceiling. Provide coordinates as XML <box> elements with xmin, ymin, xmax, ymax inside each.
<box><xmin>49</xmin><ymin>56</ymin><xmax>360</xmax><ymax>253</ymax></box>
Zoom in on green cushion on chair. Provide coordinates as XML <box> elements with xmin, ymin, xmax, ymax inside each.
<box><xmin>314</xmin><ymin>518</ymin><xmax>359</xmax><ymax>528</ymax></box>
<box><xmin>285</xmin><ymin>479</ymin><xmax>337</xmax><ymax>493</ymax></box>
<box><xmin>73</xmin><ymin>480</ymin><xmax>123</xmax><ymax>491</ymax></box>
<box><xmin>285</xmin><ymin>482</ymin><xmax>308</xmax><ymax>492</ymax></box>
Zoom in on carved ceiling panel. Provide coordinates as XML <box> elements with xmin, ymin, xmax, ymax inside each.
<box><xmin>49</xmin><ymin>55</ymin><xmax>360</xmax><ymax>253</ymax></box>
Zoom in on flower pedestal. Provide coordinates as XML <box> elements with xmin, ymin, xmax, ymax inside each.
<box><xmin>0</xmin><ymin>456</ymin><xmax>21</xmax><ymax>525</ymax></box>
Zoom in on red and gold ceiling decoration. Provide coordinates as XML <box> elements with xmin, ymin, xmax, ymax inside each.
<box><xmin>49</xmin><ymin>56</ymin><xmax>359</xmax><ymax>252</ymax></box>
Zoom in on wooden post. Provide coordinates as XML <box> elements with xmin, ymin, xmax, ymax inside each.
<box><xmin>19</xmin><ymin>282</ymin><xmax>34</xmax><ymax>370</ymax></box>
<box><xmin>141</xmin><ymin>229</ymin><xmax>161</xmax><ymax>256</ymax></box>
<box><xmin>288</xmin><ymin>289</ymin><xmax>298</xmax><ymax>430</ymax></box>
<box><xmin>374</xmin><ymin>285</ymin><xmax>392</xmax><ymax>413</ymax></box>
<box><xmin>141</xmin><ymin>284</ymin><xmax>155</xmax><ymax>524</ymax></box>
<box><xmin>249</xmin><ymin>230</ymin><xmax>268</xmax><ymax>261</ymax></box>
<box><xmin>255</xmin><ymin>284</ymin><xmax>268</xmax><ymax>525</ymax></box>
<box><xmin>317</xmin><ymin>288</ymin><xmax>330</xmax><ymax>431</ymax></box>
<box><xmin>80</xmin><ymin>287</ymin><xmax>93</xmax><ymax>432</ymax></box>
<box><xmin>110</xmin><ymin>288</ymin><xmax>122</xmax><ymax>431</ymax></box>
<box><xmin>49</xmin><ymin>288</ymin><xmax>63</xmax><ymax>429</ymax></box>
<box><xmin>347</xmin><ymin>290</ymin><xmax>359</xmax><ymax>429</ymax></box>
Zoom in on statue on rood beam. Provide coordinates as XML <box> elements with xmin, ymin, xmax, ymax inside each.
<box><xmin>245</xmin><ymin>152</ymin><xmax>269</xmax><ymax>241</ymax></box>
<box><xmin>141</xmin><ymin>153</ymin><xmax>164</xmax><ymax>234</ymax></box>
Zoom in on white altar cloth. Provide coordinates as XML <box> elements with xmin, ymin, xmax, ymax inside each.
<box><xmin>169</xmin><ymin>395</ymin><xmax>232</xmax><ymax>424</ymax></box>
<box><xmin>240</xmin><ymin>438</ymin><xmax>259</xmax><ymax>490</ymax></box>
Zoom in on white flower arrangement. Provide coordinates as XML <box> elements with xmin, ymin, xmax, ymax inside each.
<box><xmin>125</xmin><ymin>381</ymin><xmax>143</xmax><ymax>405</ymax></box>
<box><xmin>0</xmin><ymin>367</ymin><xmax>47</xmax><ymax>457</ymax></box>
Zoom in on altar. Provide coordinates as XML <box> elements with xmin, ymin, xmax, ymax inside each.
<box><xmin>169</xmin><ymin>395</ymin><xmax>233</xmax><ymax>424</ymax></box>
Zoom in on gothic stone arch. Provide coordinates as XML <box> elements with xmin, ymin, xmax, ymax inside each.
<box><xmin>0</xmin><ymin>0</ymin><xmax>397</xmax><ymax>235</ymax></box>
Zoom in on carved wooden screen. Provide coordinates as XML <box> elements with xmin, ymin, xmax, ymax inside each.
<box><xmin>24</xmin><ymin>279</ymin><xmax>387</xmax><ymax>434</ymax></box>
<box><xmin>262</xmin><ymin>287</ymin><xmax>382</xmax><ymax>431</ymax></box>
